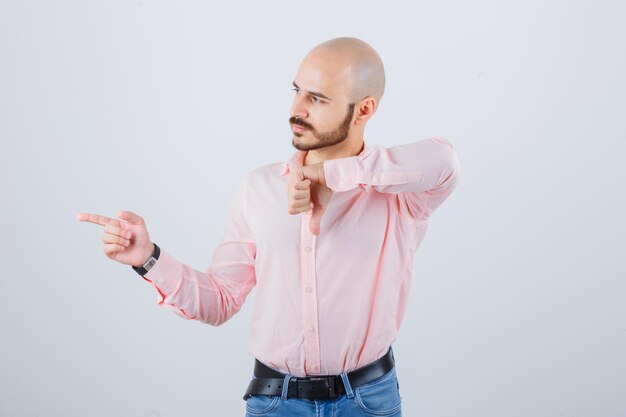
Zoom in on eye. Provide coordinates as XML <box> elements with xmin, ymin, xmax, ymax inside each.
<box><xmin>292</xmin><ymin>87</ymin><xmax>323</xmax><ymax>103</ymax></box>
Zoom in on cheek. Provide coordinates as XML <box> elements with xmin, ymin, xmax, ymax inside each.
<box><xmin>310</xmin><ymin>109</ymin><xmax>336</xmax><ymax>130</ymax></box>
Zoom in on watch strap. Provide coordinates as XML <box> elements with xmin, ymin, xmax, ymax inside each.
<box><xmin>132</xmin><ymin>242</ymin><xmax>160</xmax><ymax>276</ymax></box>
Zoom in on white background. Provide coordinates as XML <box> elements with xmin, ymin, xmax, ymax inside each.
<box><xmin>1</xmin><ymin>0</ymin><xmax>624</xmax><ymax>416</ymax></box>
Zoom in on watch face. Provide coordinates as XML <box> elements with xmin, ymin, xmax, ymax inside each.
<box><xmin>144</xmin><ymin>257</ymin><xmax>157</xmax><ymax>271</ymax></box>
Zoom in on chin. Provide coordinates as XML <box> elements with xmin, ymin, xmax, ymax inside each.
<box><xmin>292</xmin><ymin>137</ymin><xmax>304</xmax><ymax>150</ymax></box>
<box><xmin>292</xmin><ymin>137</ymin><xmax>314</xmax><ymax>151</ymax></box>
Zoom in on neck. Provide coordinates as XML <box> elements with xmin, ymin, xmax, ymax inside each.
<box><xmin>303</xmin><ymin>133</ymin><xmax>365</xmax><ymax>166</ymax></box>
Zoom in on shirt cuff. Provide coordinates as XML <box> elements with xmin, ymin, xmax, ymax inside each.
<box><xmin>323</xmin><ymin>156</ymin><xmax>360</xmax><ymax>192</ymax></box>
<box><xmin>142</xmin><ymin>250</ymin><xmax>183</xmax><ymax>300</ymax></box>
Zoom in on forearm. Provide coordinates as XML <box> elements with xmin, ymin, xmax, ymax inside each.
<box><xmin>323</xmin><ymin>137</ymin><xmax>460</xmax><ymax>195</ymax></box>
<box><xmin>142</xmin><ymin>244</ymin><xmax>256</xmax><ymax>326</ymax></box>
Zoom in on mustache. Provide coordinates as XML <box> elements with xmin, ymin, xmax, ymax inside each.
<box><xmin>289</xmin><ymin>117</ymin><xmax>314</xmax><ymax>130</ymax></box>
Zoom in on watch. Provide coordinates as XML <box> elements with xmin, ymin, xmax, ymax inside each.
<box><xmin>132</xmin><ymin>242</ymin><xmax>160</xmax><ymax>276</ymax></box>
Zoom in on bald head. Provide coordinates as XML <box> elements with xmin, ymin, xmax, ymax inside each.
<box><xmin>302</xmin><ymin>37</ymin><xmax>385</xmax><ymax>103</ymax></box>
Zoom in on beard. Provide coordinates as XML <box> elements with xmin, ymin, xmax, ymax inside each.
<box><xmin>290</xmin><ymin>103</ymin><xmax>356</xmax><ymax>151</ymax></box>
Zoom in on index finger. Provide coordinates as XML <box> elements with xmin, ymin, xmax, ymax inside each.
<box><xmin>76</xmin><ymin>212</ymin><xmax>113</xmax><ymax>226</ymax></box>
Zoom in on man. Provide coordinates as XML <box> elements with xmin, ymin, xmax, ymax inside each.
<box><xmin>78</xmin><ymin>37</ymin><xmax>461</xmax><ymax>417</ymax></box>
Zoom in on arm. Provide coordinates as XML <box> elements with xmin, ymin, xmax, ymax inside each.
<box><xmin>323</xmin><ymin>137</ymin><xmax>461</xmax><ymax>220</ymax></box>
<box><xmin>141</xmin><ymin>177</ymin><xmax>257</xmax><ymax>326</ymax></box>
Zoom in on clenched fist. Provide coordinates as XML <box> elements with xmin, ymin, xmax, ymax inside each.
<box><xmin>76</xmin><ymin>210</ymin><xmax>154</xmax><ymax>267</ymax></box>
<box><xmin>287</xmin><ymin>162</ymin><xmax>333</xmax><ymax>235</ymax></box>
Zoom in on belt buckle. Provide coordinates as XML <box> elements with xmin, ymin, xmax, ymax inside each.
<box><xmin>327</xmin><ymin>375</ymin><xmax>338</xmax><ymax>398</ymax></box>
<box><xmin>308</xmin><ymin>376</ymin><xmax>338</xmax><ymax>399</ymax></box>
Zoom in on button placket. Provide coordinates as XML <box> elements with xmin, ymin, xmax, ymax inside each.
<box><xmin>300</xmin><ymin>214</ymin><xmax>321</xmax><ymax>374</ymax></box>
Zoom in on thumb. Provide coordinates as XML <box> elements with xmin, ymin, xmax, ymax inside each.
<box><xmin>309</xmin><ymin>202</ymin><xmax>326</xmax><ymax>236</ymax></box>
<box><xmin>117</xmin><ymin>210</ymin><xmax>144</xmax><ymax>225</ymax></box>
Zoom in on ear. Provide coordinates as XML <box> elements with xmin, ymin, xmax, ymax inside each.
<box><xmin>354</xmin><ymin>97</ymin><xmax>377</xmax><ymax>126</ymax></box>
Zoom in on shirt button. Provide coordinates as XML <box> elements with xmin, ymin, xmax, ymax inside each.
<box><xmin>304</xmin><ymin>246</ymin><xmax>312</xmax><ymax>253</ymax></box>
<box><xmin>305</xmin><ymin>287</ymin><xmax>313</xmax><ymax>293</ymax></box>
<box><xmin>308</xmin><ymin>326</ymin><xmax>315</xmax><ymax>332</ymax></box>
<box><xmin>339</xmin><ymin>180</ymin><xmax>345</xmax><ymax>188</ymax></box>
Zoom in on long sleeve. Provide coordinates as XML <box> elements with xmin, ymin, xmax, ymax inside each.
<box><xmin>141</xmin><ymin>177</ymin><xmax>257</xmax><ymax>326</ymax></box>
<box><xmin>323</xmin><ymin>137</ymin><xmax>461</xmax><ymax>220</ymax></box>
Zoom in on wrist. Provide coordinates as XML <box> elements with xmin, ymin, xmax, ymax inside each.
<box><xmin>318</xmin><ymin>162</ymin><xmax>326</xmax><ymax>186</ymax></box>
<box><xmin>132</xmin><ymin>242</ymin><xmax>160</xmax><ymax>276</ymax></box>
<box><xmin>134</xmin><ymin>243</ymin><xmax>155</xmax><ymax>267</ymax></box>
<box><xmin>303</xmin><ymin>163</ymin><xmax>326</xmax><ymax>186</ymax></box>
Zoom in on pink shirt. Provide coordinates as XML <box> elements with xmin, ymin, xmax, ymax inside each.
<box><xmin>142</xmin><ymin>137</ymin><xmax>461</xmax><ymax>377</ymax></box>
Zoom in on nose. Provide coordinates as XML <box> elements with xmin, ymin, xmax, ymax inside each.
<box><xmin>290</xmin><ymin>94</ymin><xmax>308</xmax><ymax>119</ymax></box>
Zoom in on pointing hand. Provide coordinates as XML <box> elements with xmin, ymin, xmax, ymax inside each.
<box><xmin>77</xmin><ymin>210</ymin><xmax>154</xmax><ymax>267</ymax></box>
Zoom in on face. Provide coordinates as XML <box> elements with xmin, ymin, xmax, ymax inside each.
<box><xmin>290</xmin><ymin>103</ymin><xmax>355</xmax><ymax>151</ymax></box>
<box><xmin>289</xmin><ymin>53</ymin><xmax>357</xmax><ymax>151</ymax></box>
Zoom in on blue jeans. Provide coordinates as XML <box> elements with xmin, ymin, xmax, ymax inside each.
<box><xmin>244</xmin><ymin>366</ymin><xmax>402</xmax><ymax>417</ymax></box>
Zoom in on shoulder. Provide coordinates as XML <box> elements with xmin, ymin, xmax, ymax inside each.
<box><xmin>248</xmin><ymin>161</ymin><xmax>284</xmax><ymax>177</ymax></box>
<box><xmin>235</xmin><ymin>161</ymin><xmax>286</xmax><ymax>194</ymax></box>
<box><xmin>242</xmin><ymin>161</ymin><xmax>284</xmax><ymax>182</ymax></box>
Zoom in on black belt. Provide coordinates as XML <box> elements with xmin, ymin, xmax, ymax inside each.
<box><xmin>243</xmin><ymin>347</ymin><xmax>395</xmax><ymax>400</ymax></box>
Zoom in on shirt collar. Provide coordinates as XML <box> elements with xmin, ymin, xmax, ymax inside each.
<box><xmin>279</xmin><ymin>149</ymin><xmax>307</xmax><ymax>177</ymax></box>
<box><xmin>279</xmin><ymin>142</ymin><xmax>369</xmax><ymax>177</ymax></box>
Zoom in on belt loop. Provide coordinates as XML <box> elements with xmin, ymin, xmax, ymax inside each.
<box><xmin>281</xmin><ymin>374</ymin><xmax>293</xmax><ymax>400</ymax></box>
<box><xmin>339</xmin><ymin>372</ymin><xmax>355</xmax><ymax>399</ymax></box>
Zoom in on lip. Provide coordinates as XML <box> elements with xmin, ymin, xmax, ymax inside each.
<box><xmin>292</xmin><ymin>124</ymin><xmax>308</xmax><ymax>133</ymax></box>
